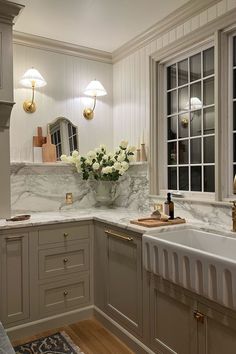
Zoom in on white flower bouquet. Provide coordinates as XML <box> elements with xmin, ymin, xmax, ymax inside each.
<box><xmin>61</xmin><ymin>141</ymin><xmax>136</xmax><ymax>182</ymax></box>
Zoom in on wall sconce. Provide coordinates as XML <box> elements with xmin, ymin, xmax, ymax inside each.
<box><xmin>181</xmin><ymin>97</ymin><xmax>203</xmax><ymax>127</ymax></box>
<box><xmin>83</xmin><ymin>79</ymin><xmax>107</xmax><ymax>120</ymax></box>
<box><xmin>20</xmin><ymin>68</ymin><xmax>47</xmax><ymax>113</ymax></box>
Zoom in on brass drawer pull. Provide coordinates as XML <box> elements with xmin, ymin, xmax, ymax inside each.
<box><xmin>63</xmin><ymin>233</ymin><xmax>69</xmax><ymax>238</ymax></box>
<box><xmin>193</xmin><ymin>310</ymin><xmax>205</xmax><ymax>323</ymax></box>
<box><xmin>5</xmin><ymin>235</ymin><xmax>24</xmax><ymax>241</ymax></box>
<box><xmin>105</xmin><ymin>229</ymin><xmax>133</xmax><ymax>242</ymax></box>
<box><xmin>63</xmin><ymin>290</ymin><xmax>68</xmax><ymax>296</ymax></box>
<box><xmin>63</xmin><ymin>258</ymin><xmax>68</xmax><ymax>263</ymax></box>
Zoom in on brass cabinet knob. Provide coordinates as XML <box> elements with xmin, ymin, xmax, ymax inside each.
<box><xmin>63</xmin><ymin>232</ymin><xmax>69</xmax><ymax>238</ymax></box>
<box><xmin>63</xmin><ymin>258</ymin><xmax>68</xmax><ymax>263</ymax></box>
<box><xmin>63</xmin><ymin>290</ymin><xmax>68</xmax><ymax>296</ymax></box>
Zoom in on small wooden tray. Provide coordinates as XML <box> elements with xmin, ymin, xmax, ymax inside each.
<box><xmin>6</xmin><ymin>214</ymin><xmax>31</xmax><ymax>222</ymax></box>
<box><xmin>130</xmin><ymin>217</ymin><xmax>186</xmax><ymax>228</ymax></box>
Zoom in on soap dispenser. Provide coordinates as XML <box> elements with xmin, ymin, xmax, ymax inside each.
<box><xmin>164</xmin><ymin>192</ymin><xmax>174</xmax><ymax>220</ymax></box>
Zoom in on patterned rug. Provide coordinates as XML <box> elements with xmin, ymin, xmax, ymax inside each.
<box><xmin>14</xmin><ymin>331</ymin><xmax>84</xmax><ymax>354</ymax></box>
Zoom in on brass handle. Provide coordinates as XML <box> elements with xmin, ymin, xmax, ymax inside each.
<box><xmin>193</xmin><ymin>310</ymin><xmax>205</xmax><ymax>323</ymax></box>
<box><xmin>63</xmin><ymin>290</ymin><xmax>68</xmax><ymax>296</ymax></box>
<box><xmin>63</xmin><ymin>232</ymin><xmax>69</xmax><ymax>238</ymax></box>
<box><xmin>63</xmin><ymin>258</ymin><xmax>68</xmax><ymax>263</ymax></box>
<box><xmin>5</xmin><ymin>235</ymin><xmax>24</xmax><ymax>240</ymax></box>
<box><xmin>105</xmin><ymin>229</ymin><xmax>133</xmax><ymax>242</ymax></box>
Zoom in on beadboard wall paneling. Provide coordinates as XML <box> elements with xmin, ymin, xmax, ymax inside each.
<box><xmin>11</xmin><ymin>44</ymin><xmax>113</xmax><ymax>162</ymax></box>
<box><xmin>113</xmin><ymin>0</ymin><xmax>235</xmax><ymax>150</ymax></box>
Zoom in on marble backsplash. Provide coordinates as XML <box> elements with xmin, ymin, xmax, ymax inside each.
<box><xmin>10</xmin><ymin>162</ymin><xmax>233</xmax><ymax>231</ymax></box>
<box><xmin>11</xmin><ymin>162</ymin><xmax>149</xmax><ymax>213</ymax></box>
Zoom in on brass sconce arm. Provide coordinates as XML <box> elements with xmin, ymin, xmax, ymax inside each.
<box><xmin>83</xmin><ymin>79</ymin><xmax>107</xmax><ymax>120</ymax></box>
<box><xmin>83</xmin><ymin>95</ymin><xmax>97</xmax><ymax>120</ymax></box>
<box><xmin>23</xmin><ymin>81</ymin><xmax>36</xmax><ymax>113</ymax></box>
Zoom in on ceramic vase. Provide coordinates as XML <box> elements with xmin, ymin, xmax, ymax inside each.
<box><xmin>94</xmin><ymin>180</ymin><xmax>116</xmax><ymax>206</ymax></box>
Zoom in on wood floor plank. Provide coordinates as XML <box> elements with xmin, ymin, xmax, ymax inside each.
<box><xmin>11</xmin><ymin>318</ymin><xmax>134</xmax><ymax>354</ymax></box>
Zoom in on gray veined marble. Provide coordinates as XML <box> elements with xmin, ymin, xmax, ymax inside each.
<box><xmin>11</xmin><ymin>162</ymin><xmax>149</xmax><ymax>213</ymax></box>
<box><xmin>10</xmin><ymin>161</ymin><xmax>234</xmax><ymax>233</ymax></box>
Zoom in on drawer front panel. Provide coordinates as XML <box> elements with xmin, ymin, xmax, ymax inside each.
<box><xmin>39</xmin><ymin>274</ymin><xmax>89</xmax><ymax>315</ymax></box>
<box><xmin>39</xmin><ymin>241</ymin><xmax>89</xmax><ymax>279</ymax></box>
<box><xmin>38</xmin><ymin>224</ymin><xmax>89</xmax><ymax>245</ymax></box>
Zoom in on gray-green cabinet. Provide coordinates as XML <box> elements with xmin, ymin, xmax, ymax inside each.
<box><xmin>149</xmin><ymin>275</ymin><xmax>236</xmax><ymax>354</ymax></box>
<box><xmin>149</xmin><ymin>275</ymin><xmax>198</xmax><ymax>354</ymax></box>
<box><xmin>0</xmin><ymin>232</ymin><xmax>30</xmax><ymax>325</ymax></box>
<box><xmin>197</xmin><ymin>302</ymin><xmax>236</xmax><ymax>354</ymax></box>
<box><xmin>94</xmin><ymin>223</ymin><xmax>143</xmax><ymax>338</ymax></box>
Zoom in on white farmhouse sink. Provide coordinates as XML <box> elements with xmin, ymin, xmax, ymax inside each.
<box><xmin>143</xmin><ymin>227</ymin><xmax>236</xmax><ymax>309</ymax></box>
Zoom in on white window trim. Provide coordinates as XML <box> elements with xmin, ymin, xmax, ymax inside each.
<box><xmin>165</xmin><ymin>43</ymin><xmax>215</xmax><ymax>195</ymax></box>
<box><xmin>149</xmin><ymin>11</ymin><xmax>236</xmax><ymax>202</ymax></box>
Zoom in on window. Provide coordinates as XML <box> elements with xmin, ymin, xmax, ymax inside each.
<box><xmin>166</xmin><ymin>47</ymin><xmax>215</xmax><ymax>193</ymax></box>
<box><xmin>51</xmin><ymin>123</ymin><xmax>62</xmax><ymax>160</ymax></box>
<box><xmin>68</xmin><ymin>123</ymin><xmax>78</xmax><ymax>154</ymax></box>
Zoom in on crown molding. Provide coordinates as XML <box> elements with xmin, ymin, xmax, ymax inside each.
<box><xmin>13</xmin><ymin>31</ymin><xmax>113</xmax><ymax>64</ymax></box>
<box><xmin>0</xmin><ymin>0</ymin><xmax>24</xmax><ymax>25</ymax></box>
<box><xmin>112</xmin><ymin>0</ymin><xmax>221</xmax><ymax>63</ymax></box>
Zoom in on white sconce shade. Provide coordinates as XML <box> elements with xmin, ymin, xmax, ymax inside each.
<box><xmin>84</xmin><ymin>80</ymin><xmax>107</xmax><ymax>97</ymax></box>
<box><xmin>20</xmin><ymin>68</ymin><xmax>47</xmax><ymax>113</ymax></box>
<box><xmin>20</xmin><ymin>68</ymin><xmax>47</xmax><ymax>88</ymax></box>
<box><xmin>83</xmin><ymin>79</ymin><xmax>107</xmax><ymax>120</ymax></box>
<box><xmin>190</xmin><ymin>97</ymin><xmax>202</xmax><ymax>110</ymax></box>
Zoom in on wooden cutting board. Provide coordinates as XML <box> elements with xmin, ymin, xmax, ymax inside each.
<box><xmin>33</xmin><ymin>127</ymin><xmax>46</xmax><ymax>147</ymax></box>
<box><xmin>42</xmin><ymin>134</ymin><xmax>57</xmax><ymax>162</ymax></box>
<box><xmin>130</xmin><ymin>217</ymin><xmax>186</xmax><ymax>228</ymax></box>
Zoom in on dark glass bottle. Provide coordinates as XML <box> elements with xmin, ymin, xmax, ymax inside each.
<box><xmin>164</xmin><ymin>192</ymin><xmax>174</xmax><ymax>219</ymax></box>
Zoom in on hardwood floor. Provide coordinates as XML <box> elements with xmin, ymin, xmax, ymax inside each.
<box><xmin>12</xmin><ymin>318</ymin><xmax>134</xmax><ymax>354</ymax></box>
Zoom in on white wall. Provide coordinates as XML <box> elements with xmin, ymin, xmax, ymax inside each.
<box><xmin>11</xmin><ymin>44</ymin><xmax>113</xmax><ymax>162</ymax></box>
<box><xmin>112</xmin><ymin>0</ymin><xmax>236</xmax><ymax>150</ymax></box>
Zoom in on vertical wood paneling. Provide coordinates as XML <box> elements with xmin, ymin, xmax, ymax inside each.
<box><xmin>113</xmin><ymin>1</ymin><xmax>236</xmax><ymax>150</ymax></box>
<box><xmin>12</xmin><ymin>44</ymin><xmax>113</xmax><ymax>161</ymax></box>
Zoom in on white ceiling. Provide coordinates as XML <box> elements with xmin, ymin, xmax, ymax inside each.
<box><xmin>13</xmin><ymin>0</ymin><xmax>189</xmax><ymax>53</ymax></box>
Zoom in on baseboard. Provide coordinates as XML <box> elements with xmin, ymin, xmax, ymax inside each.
<box><xmin>94</xmin><ymin>306</ymin><xmax>155</xmax><ymax>354</ymax></box>
<box><xmin>7</xmin><ymin>306</ymin><xmax>94</xmax><ymax>341</ymax></box>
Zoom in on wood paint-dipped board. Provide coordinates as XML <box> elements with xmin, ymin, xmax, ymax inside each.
<box><xmin>130</xmin><ymin>217</ymin><xmax>186</xmax><ymax>228</ymax></box>
<box><xmin>33</xmin><ymin>127</ymin><xmax>46</xmax><ymax>147</ymax></box>
<box><xmin>42</xmin><ymin>134</ymin><xmax>57</xmax><ymax>162</ymax></box>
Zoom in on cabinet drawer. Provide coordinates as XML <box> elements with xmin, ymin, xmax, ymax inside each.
<box><xmin>39</xmin><ymin>274</ymin><xmax>89</xmax><ymax>315</ymax></box>
<box><xmin>38</xmin><ymin>224</ymin><xmax>89</xmax><ymax>245</ymax></box>
<box><xmin>39</xmin><ymin>241</ymin><xmax>89</xmax><ymax>279</ymax></box>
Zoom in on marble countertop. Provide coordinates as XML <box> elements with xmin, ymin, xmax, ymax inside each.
<box><xmin>0</xmin><ymin>207</ymin><xmax>235</xmax><ymax>238</ymax></box>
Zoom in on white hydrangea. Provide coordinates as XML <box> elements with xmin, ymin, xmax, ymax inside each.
<box><xmin>92</xmin><ymin>162</ymin><xmax>100</xmax><ymax>170</ymax></box>
<box><xmin>86</xmin><ymin>158</ymin><xmax>93</xmax><ymax>165</ymax></box>
<box><xmin>117</xmin><ymin>153</ymin><xmax>125</xmax><ymax>162</ymax></box>
<box><xmin>100</xmin><ymin>144</ymin><xmax>106</xmax><ymax>151</ymax></box>
<box><xmin>95</xmin><ymin>147</ymin><xmax>101</xmax><ymax>154</ymax></box>
<box><xmin>87</xmin><ymin>150</ymin><xmax>96</xmax><ymax>159</ymax></box>
<box><xmin>119</xmin><ymin>167</ymin><xmax>125</xmax><ymax>175</ymax></box>
<box><xmin>128</xmin><ymin>145</ymin><xmax>136</xmax><ymax>153</ymax></box>
<box><xmin>114</xmin><ymin>161</ymin><xmax>122</xmax><ymax>170</ymax></box>
<box><xmin>121</xmin><ymin>161</ymin><xmax>129</xmax><ymax>171</ymax></box>
<box><xmin>120</xmin><ymin>140</ymin><xmax>128</xmax><ymax>149</ymax></box>
<box><xmin>67</xmin><ymin>156</ymin><xmax>74</xmax><ymax>164</ymax></box>
<box><xmin>60</xmin><ymin>154</ymin><xmax>68</xmax><ymax>162</ymax></box>
<box><xmin>102</xmin><ymin>166</ymin><xmax>113</xmax><ymax>174</ymax></box>
<box><xmin>102</xmin><ymin>154</ymin><xmax>108</xmax><ymax>161</ymax></box>
<box><xmin>72</xmin><ymin>150</ymin><xmax>79</xmax><ymax>158</ymax></box>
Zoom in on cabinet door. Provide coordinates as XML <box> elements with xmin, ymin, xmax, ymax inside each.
<box><xmin>104</xmin><ymin>228</ymin><xmax>143</xmax><ymax>337</ymax></box>
<box><xmin>150</xmin><ymin>276</ymin><xmax>198</xmax><ymax>354</ymax></box>
<box><xmin>1</xmin><ymin>233</ymin><xmax>29</xmax><ymax>325</ymax></box>
<box><xmin>198</xmin><ymin>303</ymin><xmax>236</xmax><ymax>354</ymax></box>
